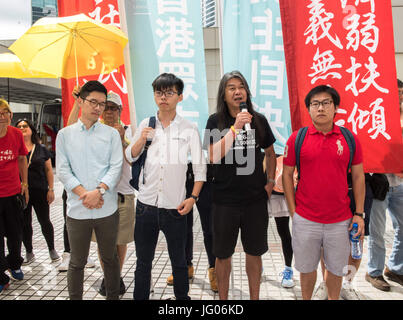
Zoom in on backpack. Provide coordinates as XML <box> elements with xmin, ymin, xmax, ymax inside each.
<box><xmin>129</xmin><ymin>116</ymin><xmax>156</xmax><ymax>191</ymax></box>
<box><xmin>294</xmin><ymin>126</ymin><xmax>356</xmax><ymax>180</ymax></box>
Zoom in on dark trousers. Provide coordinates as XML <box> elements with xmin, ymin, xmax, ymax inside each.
<box><xmin>185</xmin><ymin>169</ymin><xmax>193</xmax><ymax>266</ymax></box>
<box><xmin>0</xmin><ymin>195</ymin><xmax>23</xmax><ymax>285</ymax></box>
<box><xmin>134</xmin><ymin>201</ymin><xmax>190</xmax><ymax>300</ymax></box>
<box><xmin>274</xmin><ymin>217</ymin><xmax>293</xmax><ymax>267</ymax></box>
<box><xmin>22</xmin><ymin>187</ymin><xmax>55</xmax><ymax>253</ymax></box>
<box><xmin>195</xmin><ymin>183</ymin><xmax>215</xmax><ymax>268</ymax></box>
<box><xmin>185</xmin><ymin>163</ymin><xmax>216</xmax><ymax>268</ymax></box>
<box><xmin>62</xmin><ymin>189</ymin><xmax>70</xmax><ymax>253</ymax></box>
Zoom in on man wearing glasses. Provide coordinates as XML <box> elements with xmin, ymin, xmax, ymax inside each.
<box><xmin>0</xmin><ymin>99</ymin><xmax>28</xmax><ymax>293</ymax></box>
<box><xmin>282</xmin><ymin>85</ymin><xmax>365</xmax><ymax>300</ymax></box>
<box><xmin>56</xmin><ymin>81</ymin><xmax>123</xmax><ymax>300</ymax></box>
<box><xmin>126</xmin><ymin>73</ymin><xmax>206</xmax><ymax>300</ymax></box>
<box><xmin>66</xmin><ymin>89</ymin><xmax>135</xmax><ymax>296</ymax></box>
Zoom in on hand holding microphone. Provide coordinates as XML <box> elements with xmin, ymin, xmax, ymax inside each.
<box><xmin>234</xmin><ymin>102</ymin><xmax>252</xmax><ymax>131</ymax></box>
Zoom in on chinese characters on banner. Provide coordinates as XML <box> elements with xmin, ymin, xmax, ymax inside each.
<box><xmin>122</xmin><ymin>0</ymin><xmax>209</xmax><ymax>132</ymax></box>
<box><xmin>222</xmin><ymin>0</ymin><xmax>292</xmax><ymax>154</ymax></box>
<box><xmin>279</xmin><ymin>0</ymin><xmax>403</xmax><ymax>173</ymax></box>
<box><xmin>57</xmin><ymin>0</ymin><xmax>130</xmax><ymax>126</ymax></box>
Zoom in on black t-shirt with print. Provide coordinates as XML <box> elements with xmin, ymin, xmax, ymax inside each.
<box><xmin>27</xmin><ymin>144</ymin><xmax>51</xmax><ymax>190</ymax></box>
<box><xmin>204</xmin><ymin>112</ymin><xmax>276</xmax><ymax>206</ymax></box>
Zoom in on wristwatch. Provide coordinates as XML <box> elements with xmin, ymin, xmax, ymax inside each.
<box><xmin>354</xmin><ymin>212</ymin><xmax>365</xmax><ymax>219</ymax></box>
<box><xmin>190</xmin><ymin>194</ymin><xmax>199</xmax><ymax>202</ymax></box>
<box><xmin>96</xmin><ymin>186</ymin><xmax>106</xmax><ymax>196</ymax></box>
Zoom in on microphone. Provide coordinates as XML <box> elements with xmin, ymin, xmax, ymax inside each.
<box><xmin>240</xmin><ymin>102</ymin><xmax>251</xmax><ymax>131</ymax></box>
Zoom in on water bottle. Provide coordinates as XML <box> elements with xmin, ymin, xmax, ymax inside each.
<box><xmin>350</xmin><ymin>223</ymin><xmax>362</xmax><ymax>259</ymax></box>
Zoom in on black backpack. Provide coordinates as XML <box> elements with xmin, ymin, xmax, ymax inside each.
<box><xmin>129</xmin><ymin>116</ymin><xmax>156</xmax><ymax>190</ymax></box>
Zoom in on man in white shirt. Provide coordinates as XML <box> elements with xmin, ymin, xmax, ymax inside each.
<box><xmin>126</xmin><ymin>73</ymin><xmax>206</xmax><ymax>300</ymax></box>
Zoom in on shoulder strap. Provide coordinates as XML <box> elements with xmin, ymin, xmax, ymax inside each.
<box><xmin>27</xmin><ymin>144</ymin><xmax>36</xmax><ymax>168</ymax></box>
<box><xmin>144</xmin><ymin>116</ymin><xmax>156</xmax><ymax>149</ymax></box>
<box><xmin>339</xmin><ymin>126</ymin><xmax>356</xmax><ymax>172</ymax></box>
<box><xmin>295</xmin><ymin>127</ymin><xmax>308</xmax><ymax>180</ymax></box>
<box><xmin>149</xmin><ymin>116</ymin><xmax>156</xmax><ymax>129</ymax></box>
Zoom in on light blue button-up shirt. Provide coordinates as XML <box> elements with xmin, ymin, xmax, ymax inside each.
<box><xmin>56</xmin><ymin>119</ymin><xmax>123</xmax><ymax>220</ymax></box>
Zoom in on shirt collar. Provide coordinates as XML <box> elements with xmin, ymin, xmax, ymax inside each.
<box><xmin>78</xmin><ymin>118</ymin><xmax>101</xmax><ymax>131</ymax></box>
<box><xmin>308</xmin><ymin>123</ymin><xmax>341</xmax><ymax>136</ymax></box>
<box><xmin>155</xmin><ymin>112</ymin><xmax>182</xmax><ymax>127</ymax></box>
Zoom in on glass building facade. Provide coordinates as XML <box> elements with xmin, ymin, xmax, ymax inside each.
<box><xmin>202</xmin><ymin>0</ymin><xmax>216</xmax><ymax>27</ymax></box>
<box><xmin>32</xmin><ymin>0</ymin><xmax>58</xmax><ymax>24</ymax></box>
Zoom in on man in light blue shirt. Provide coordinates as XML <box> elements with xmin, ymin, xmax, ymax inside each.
<box><xmin>56</xmin><ymin>81</ymin><xmax>123</xmax><ymax>300</ymax></box>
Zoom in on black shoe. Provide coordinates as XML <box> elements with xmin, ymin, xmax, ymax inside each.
<box><xmin>98</xmin><ymin>278</ymin><xmax>106</xmax><ymax>296</ymax></box>
<box><xmin>119</xmin><ymin>277</ymin><xmax>126</xmax><ymax>295</ymax></box>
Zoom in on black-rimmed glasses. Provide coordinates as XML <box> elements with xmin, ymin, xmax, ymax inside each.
<box><xmin>310</xmin><ymin>100</ymin><xmax>334</xmax><ymax>109</ymax></box>
<box><xmin>83</xmin><ymin>98</ymin><xmax>106</xmax><ymax>109</ymax></box>
<box><xmin>154</xmin><ymin>90</ymin><xmax>178</xmax><ymax>98</ymax></box>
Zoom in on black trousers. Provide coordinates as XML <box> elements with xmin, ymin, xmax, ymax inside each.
<box><xmin>22</xmin><ymin>187</ymin><xmax>55</xmax><ymax>253</ymax></box>
<box><xmin>274</xmin><ymin>217</ymin><xmax>293</xmax><ymax>267</ymax></box>
<box><xmin>0</xmin><ymin>194</ymin><xmax>24</xmax><ymax>285</ymax></box>
<box><xmin>185</xmin><ymin>164</ymin><xmax>216</xmax><ymax>268</ymax></box>
<box><xmin>62</xmin><ymin>189</ymin><xmax>70</xmax><ymax>253</ymax></box>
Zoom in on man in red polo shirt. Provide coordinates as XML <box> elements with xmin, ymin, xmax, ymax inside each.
<box><xmin>282</xmin><ymin>85</ymin><xmax>365</xmax><ymax>300</ymax></box>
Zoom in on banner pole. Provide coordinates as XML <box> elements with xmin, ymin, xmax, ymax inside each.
<box><xmin>216</xmin><ymin>0</ymin><xmax>224</xmax><ymax>77</ymax></box>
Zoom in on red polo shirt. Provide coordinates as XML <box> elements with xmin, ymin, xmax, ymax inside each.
<box><xmin>283</xmin><ymin>124</ymin><xmax>363</xmax><ymax>224</ymax></box>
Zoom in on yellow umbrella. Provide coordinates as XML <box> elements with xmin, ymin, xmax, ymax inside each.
<box><xmin>0</xmin><ymin>52</ymin><xmax>57</xmax><ymax>78</ymax></box>
<box><xmin>0</xmin><ymin>52</ymin><xmax>58</xmax><ymax>102</ymax></box>
<box><xmin>9</xmin><ymin>13</ymin><xmax>128</xmax><ymax>85</ymax></box>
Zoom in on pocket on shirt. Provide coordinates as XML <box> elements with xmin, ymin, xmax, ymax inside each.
<box><xmin>90</xmin><ymin>136</ymin><xmax>111</xmax><ymax>163</ymax></box>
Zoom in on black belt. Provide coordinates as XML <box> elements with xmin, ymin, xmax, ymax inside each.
<box><xmin>118</xmin><ymin>193</ymin><xmax>125</xmax><ymax>203</ymax></box>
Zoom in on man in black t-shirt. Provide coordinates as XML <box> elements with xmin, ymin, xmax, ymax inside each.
<box><xmin>204</xmin><ymin>71</ymin><xmax>276</xmax><ymax>300</ymax></box>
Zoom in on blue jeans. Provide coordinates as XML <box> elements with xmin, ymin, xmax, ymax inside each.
<box><xmin>367</xmin><ymin>184</ymin><xmax>403</xmax><ymax>276</ymax></box>
<box><xmin>133</xmin><ymin>201</ymin><xmax>190</xmax><ymax>300</ymax></box>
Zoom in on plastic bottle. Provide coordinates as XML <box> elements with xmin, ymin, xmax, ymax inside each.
<box><xmin>350</xmin><ymin>223</ymin><xmax>362</xmax><ymax>259</ymax></box>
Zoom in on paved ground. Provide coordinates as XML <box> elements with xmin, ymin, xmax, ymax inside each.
<box><xmin>1</xmin><ymin>175</ymin><xmax>402</xmax><ymax>300</ymax></box>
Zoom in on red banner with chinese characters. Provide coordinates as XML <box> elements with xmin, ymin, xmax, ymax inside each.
<box><xmin>57</xmin><ymin>0</ymin><xmax>129</xmax><ymax>126</ymax></box>
<box><xmin>279</xmin><ymin>0</ymin><xmax>403</xmax><ymax>173</ymax></box>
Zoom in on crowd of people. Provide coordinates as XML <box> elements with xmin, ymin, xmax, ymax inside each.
<box><xmin>0</xmin><ymin>73</ymin><xmax>402</xmax><ymax>300</ymax></box>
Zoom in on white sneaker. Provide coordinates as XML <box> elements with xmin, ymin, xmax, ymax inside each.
<box><xmin>340</xmin><ymin>281</ymin><xmax>360</xmax><ymax>300</ymax></box>
<box><xmin>312</xmin><ymin>281</ymin><xmax>328</xmax><ymax>300</ymax></box>
<box><xmin>280</xmin><ymin>267</ymin><xmax>295</xmax><ymax>288</ymax></box>
<box><xmin>58</xmin><ymin>252</ymin><xmax>70</xmax><ymax>272</ymax></box>
<box><xmin>85</xmin><ymin>257</ymin><xmax>96</xmax><ymax>268</ymax></box>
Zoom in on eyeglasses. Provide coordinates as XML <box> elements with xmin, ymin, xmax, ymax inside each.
<box><xmin>0</xmin><ymin>111</ymin><xmax>10</xmax><ymax>118</ymax></box>
<box><xmin>154</xmin><ymin>90</ymin><xmax>178</xmax><ymax>98</ymax></box>
<box><xmin>83</xmin><ymin>98</ymin><xmax>106</xmax><ymax>109</ymax></box>
<box><xmin>17</xmin><ymin>124</ymin><xmax>29</xmax><ymax>129</ymax></box>
<box><xmin>105</xmin><ymin>105</ymin><xmax>120</xmax><ymax>112</ymax></box>
<box><xmin>310</xmin><ymin>99</ymin><xmax>334</xmax><ymax>109</ymax></box>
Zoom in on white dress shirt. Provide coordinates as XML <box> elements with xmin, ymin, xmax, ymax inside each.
<box><xmin>125</xmin><ymin>113</ymin><xmax>206</xmax><ymax>209</ymax></box>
